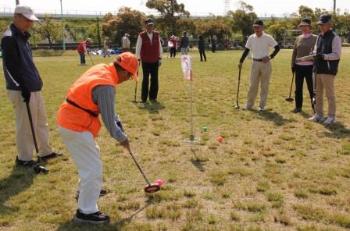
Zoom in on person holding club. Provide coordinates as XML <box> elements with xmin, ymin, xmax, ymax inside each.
<box><xmin>77</xmin><ymin>38</ymin><xmax>92</xmax><ymax>65</ymax></box>
<box><xmin>308</xmin><ymin>14</ymin><xmax>341</xmax><ymax>125</ymax></box>
<box><xmin>57</xmin><ymin>52</ymin><xmax>141</xmax><ymax>224</ymax></box>
<box><xmin>1</xmin><ymin>5</ymin><xmax>61</xmax><ymax>171</ymax></box>
<box><xmin>136</xmin><ymin>18</ymin><xmax>163</xmax><ymax>105</ymax></box>
<box><xmin>290</xmin><ymin>18</ymin><xmax>317</xmax><ymax>113</ymax></box>
<box><xmin>239</xmin><ymin>20</ymin><xmax>280</xmax><ymax>111</ymax></box>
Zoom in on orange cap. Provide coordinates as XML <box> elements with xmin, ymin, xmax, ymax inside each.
<box><xmin>115</xmin><ymin>52</ymin><xmax>139</xmax><ymax>80</ymax></box>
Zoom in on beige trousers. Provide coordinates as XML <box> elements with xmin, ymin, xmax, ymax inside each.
<box><xmin>315</xmin><ymin>74</ymin><xmax>336</xmax><ymax>118</ymax></box>
<box><xmin>7</xmin><ymin>90</ymin><xmax>52</xmax><ymax>161</ymax></box>
<box><xmin>246</xmin><ymin>61</ymin><xmax>272</xmax><ymax>108</ymax></box>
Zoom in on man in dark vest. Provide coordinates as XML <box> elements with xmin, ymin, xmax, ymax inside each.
<box><xmin>309</xmin><ymin>14</ymin><xmax>341</xmax><ymax>125</ymax></box>
<box><xmin>136</xmin><ymin>18</ymin><xmax>163</xmax><ymax>105</ymax></box>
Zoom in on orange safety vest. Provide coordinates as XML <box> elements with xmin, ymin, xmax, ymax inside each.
<box><xmin>57</xmin><ymin>63</ymin><xmax>120</xmax><ymax>137</ymax></box>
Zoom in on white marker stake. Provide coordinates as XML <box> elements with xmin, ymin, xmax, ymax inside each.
<box><xmin>181</xmin><ymin>55</ymin><xmax>199</xmax><ymax>144</ymax></box>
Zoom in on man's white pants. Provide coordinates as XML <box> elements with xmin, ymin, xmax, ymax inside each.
<box><xmin>58</xmin><ymin>127</ymin><xmax>102</xmax><ymax>214</ymax></box>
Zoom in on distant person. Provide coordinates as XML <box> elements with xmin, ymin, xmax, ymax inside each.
<box><xmin>308</xmin><ymin>14</ymin><xmax>341</xmax><ymax>125</ymax></box>
<box><xmin>77</xmin><ymin>38</ymin><xmax>92</xmax><ymax>65</ymax></box>
<box><xmin>103</xmin><ymin>37</ymin><xmax>111</xmax><ymax>58</ymax></box>
<box><xmin>121</xmin><ymin>33</ymin><xmax>130</xmax><ymax>52</ymax></box>
<box><xmin>198</xmin><ymin>35</ymin><xmax>207</xmax><ymax>62</ymax></box>
<box><xmin>1</xmin><ymin>5</ymin><xmax>61</xmax><ymax>167</ymax></box>
<box><xmin>239</xmin><ymin>20</ymin><xmax>280</xmax><ymax>111</ymax></box>
<box><xmin>168</xmin><ymin>35</ymin><xmax>177</xmax><ymax>58</ymax></box>
<box><xmin>180</xmin><ymin>31</ymin><xmax>190</xmax><ymax>55</ymax></box>
<box><xmin>136</xmin><ymin>18</ymin><xmax>163</xmax><ymax>104</ymax></box>
<box><xmin>291</xmin><ymin>18</ymin><xmax>317</xmax><ymax>113</ymax></box>
<box><xmin>57</xmin><ymin>52</ymin><xmax>138</xmax><ymax>224</ymax></box>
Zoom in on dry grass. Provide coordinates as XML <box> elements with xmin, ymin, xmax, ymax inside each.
<box><xmin>0</xmin><ymin>49</ymin><xmax>350</xmax><ymax>230</ymax></box>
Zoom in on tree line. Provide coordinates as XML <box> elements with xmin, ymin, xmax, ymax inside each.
<box><xmin>1</xmin><ymin>1</ymin><xmax>350</xmax><ymax>49</ymax></box>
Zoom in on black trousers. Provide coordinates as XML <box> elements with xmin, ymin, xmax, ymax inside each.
<box><xmin>295</xmin><ymin>65</ymin><xmax>314</xmax><ymax>109</ymax></box>
<box><xmin>199</xmin><ymin>49</ymin><xmax>206</xmax><ymax>61</ymax></box>
<box><xmin>142</xmin><ymin>62</ymin><xmax>159</xmax><ymax>102</ymax></box>
<box><xmin>79</xmin><ymin>53</ymin><xmax>86</xmax><ymax>64</ymax></box>
<box><xmin>170</xmin><ymin>47</ymin><xmax>176</xmax><ymax>58</ymax></box>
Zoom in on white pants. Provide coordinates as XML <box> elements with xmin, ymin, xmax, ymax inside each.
<box><xmin>58</xmin><ymin>127</ymin><xmax>102</xmax><ymax>214</ymax></box>
<box><xmin>7</xmin><ymin>90</ymin><xmax>52</xmax><ymax>161</ymax></box>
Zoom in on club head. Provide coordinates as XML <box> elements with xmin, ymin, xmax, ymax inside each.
<box><xmin>144</xmin><ymin>184</ymin><xmax>161</xmax><ymax>193</ymax></box>
<box><xmin>33</xmin><ymin>164</ymin><xmax>49</xmax><ymax>174</ymax></box>
<box><xmin>235</xmin><ymin>105</ymin><xmax>240</xmax><ymax>110</ymax></box>
<box><xmin>285</xmin><ymin>98</ymin><xmax>294</xmax><ymax>102</ymax></box>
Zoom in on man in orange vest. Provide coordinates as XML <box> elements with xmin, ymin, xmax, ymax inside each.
<box><xmin>57</xmin><ymin>52</ymin><xmax>138</xmax><ymax>224</ymax></box>
<box><xmin>136</xmin><ymin>18</ymin><xmax>163</xmax><ymax>105</ymax></box>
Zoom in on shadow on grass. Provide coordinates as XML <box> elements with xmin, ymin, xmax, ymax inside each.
<box><xmin>323</xmin><ymin>121</ymin><xmax>350</xmax><ymax>139</ymax></box>
<box><xmin>190</xmin><ymin>148</ymin><xmax>206</xmax><ymax>172</ymax></box>
<box><xmin>136</xmin><ymin>102</ymin><xmax>165</xmax><ymax>114</ymax></box>
<box><xmin>56</xmin><ymin>201</ymin><xmax>151</xmax><ymax>231</ymax></box>
<box><xmin>0</xmin><ymin>165</ymin><xmax>36</xmax><ymax>215</ymax></box>
<box><xmin>256</xmin><ymin>110</ymin><xmax>291</xmax><ymax>126</ymax></box>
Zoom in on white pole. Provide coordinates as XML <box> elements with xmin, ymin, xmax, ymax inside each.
<box><xmin>190</xmin><ymin>77</ymin><xmax>194</xmax><ymax>141</ymax></box>
<box><xmin>60</xmin><ymin>0</ymin><xmax>66</xmax><ymax>50</ymax></box>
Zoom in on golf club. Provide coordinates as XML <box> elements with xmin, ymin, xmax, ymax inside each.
<box><xmin>133</xmin><ymin>80</ymin><xmax>138</xmax><ymax>103</ymax></box>
<box><xmin>285</xmin><ymin>71</ymin><xmax>295</xmax><ymax>102</ymax></box>
<box><xmin>127</xmin><ymin>148</ymin><xmax>162</xmax><ymax>193</ymax></box>
<box><xmin>25</xmin><ymin>101</ymin><xmax>49</xmax><ymax>174</ymax></box>
<box><xmin>235</xmin><ymin>64</ymin><xmax>242</xmax><ymax>109</ymax></box>
<box><xmin>88</xmin><ymin>52</ymin><xmax>94</xmax><ymax>65</ymax></box>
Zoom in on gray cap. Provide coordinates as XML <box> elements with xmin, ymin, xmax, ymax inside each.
<box><xmin>15</xmin><ymin>5</ymin><xmax>39</xmax><ymax>21</ymax></box>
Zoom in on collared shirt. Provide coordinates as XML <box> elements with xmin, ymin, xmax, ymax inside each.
<box><xmin>135</xmin><ymin>31</ymin><xmax>163</xmax><ymax>60</ymax></box>
<box><xmin>245</xmin><ymin>32</ymin><xmax>278</xmax><ymax>59</ymax></box>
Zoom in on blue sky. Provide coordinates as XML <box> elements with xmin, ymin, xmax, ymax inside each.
<box><xmin>0</xmin><ymin>0</ymin><xmax>348</xmax><ymax>17</ymax></box>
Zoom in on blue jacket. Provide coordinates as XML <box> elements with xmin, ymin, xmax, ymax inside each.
<box><xmin>1</xmin><ymin>24</ymin><xmax>42</xmax><ymax>91</ymax></box>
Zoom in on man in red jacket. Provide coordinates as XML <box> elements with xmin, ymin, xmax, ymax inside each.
<box><xmin>136</xmin><ymin>18</ymin><xmax>163</xmax><ymax>104</ymax></box>
<box><xmin>77</xmin><ymin>38</ymin><xmax>91</xmax><ymax>65</ymax></box>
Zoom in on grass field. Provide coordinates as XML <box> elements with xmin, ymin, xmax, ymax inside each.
<box><xmin>1</xmin><ymin>49</ymin><xmax>350</xmax><ymax>231</ymax></box>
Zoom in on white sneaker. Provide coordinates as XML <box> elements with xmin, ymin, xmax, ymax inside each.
<box><xmin>258</xmin><ymin>106</ymin><xmax>265</xmax><ymax>111</ymax></box>
<box><xmin>243</xmin><ymin>105</ymin><xmax>253</xmax><ymax>110</ymax></box>
<box><xmin>323</xmin><ymin>117</ymin><xmax>336</xmax><ymax>126</ymax></box>
<box><xmin>308</xmin><ymin>114</ymin><xmax>324</xmax><ymax>122</ymax></box>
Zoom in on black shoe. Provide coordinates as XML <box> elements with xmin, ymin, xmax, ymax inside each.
<box><xmin>150</xmin><ymin>99</ymin><xmax>158</xmax><ymax>104</ymax></box>
<box><xmin>292</xmin><ymin>108</ymin><xmax>302</xmax><ymax>113</ymax></box>
<box><xmin>74</xmin><ymin>210</ymin><xmax>110</xmax><ymax>224</ymax></box>
<box><xmin>75</xmin><ymin>189</ymin><xmax>108</xmax><ymax>201</ymax></box>
<box><xmin>37</xmin><ymin>152</ymin><xmax>63</xmax><ymax>162</ymax></box>
<box><xmin>16</xmin><ymin>156</ymin><xmax>37</xmax><ymax>167</ymax></box>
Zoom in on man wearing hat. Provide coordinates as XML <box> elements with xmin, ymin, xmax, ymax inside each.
<box><xmin>57</xmin><ymin>52</ymin><xmax>138</xmax><ymax>224</ymax></box>
<box><xmin>239</xmin><ymin>20</ymin><xmax>280</xmax><ymax>111</ymax></box>
<box><xmin>291</xmin><ymin>18</ymin><xmax>318</xmax><ymax>113</ymax></box>
<box><xmin>1</xmin><ymin>5</ymin><xmax>61</xmax><ymax>168</ymax></box>
<box><xmin>309</xmin><ymin>14</ymin><xmax>341</xmax><ymax>125</ymax></box>
<box><xmin>136</xmin><ymin>18</ymin><xmax>163</xmax><ymax>104</ymax></box>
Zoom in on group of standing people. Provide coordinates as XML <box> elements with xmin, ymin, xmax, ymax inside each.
<box><xmin>238</xmin><ymin>14</ymin><xmax>341</xmax><ymax>126</ymax></box>
<box><xmin>1</xmin><ymin>5</ymin><xmax>343</xmax><ymax>225</ymax></box>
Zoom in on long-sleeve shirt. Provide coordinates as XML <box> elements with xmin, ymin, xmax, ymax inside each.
<box><xmin>92</xmin><ymin>85</ymin><xmax>127</xmax><ymax>143</ymax></box>
<box><xmin>313</xmin><ymin>32</ymin><xmax>342</xmax><ymax>61</ymax></box>
<box><xmin>1</xmin><ymin>23</ymin><xmax>43</xmax><ymax>91</ymax></box>
<box><xmin>291</xmin><ymin>33</ymin><xmax>317</xmax><ymax>67</ymax></box>
<box><xmin>135</xmin><ymin>32</ymin><xmax>163</xmax><ymax>60</ymax></box>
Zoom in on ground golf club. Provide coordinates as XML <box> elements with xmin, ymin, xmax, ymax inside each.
<box><xmin>285</xmin><ymin>71</ymin><xmax>295</xmax><ymax>102</ymax></box>
<box><xmin>25</xmin><ymin>101</ymin><xmax>49</xmax><ymax>174</ymax></box>
<box><xmin>235</xmin><ymin>64</ymin><xmax>242</xmax><ymax>109</ymax></box>
<box><xmin>127</xmin><ymin>148</ymin><xmax>163</xmax><ymax>193</ymax></box>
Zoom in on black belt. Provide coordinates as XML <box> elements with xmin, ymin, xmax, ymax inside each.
<box><xmin>66</xmin><ymin>98</ymin><xmax>98</xmax><ymax>117</ymax></box>
<box><xmin>253</xmin><ymin>58</ymin><xmax>263</xmax><ymax>62</ymax></box>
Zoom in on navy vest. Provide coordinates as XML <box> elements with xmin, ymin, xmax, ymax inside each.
<box><xmin>315</xmin><ymin>30</ymin><xmax>340</xmax><ymax>75</ymax></box>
